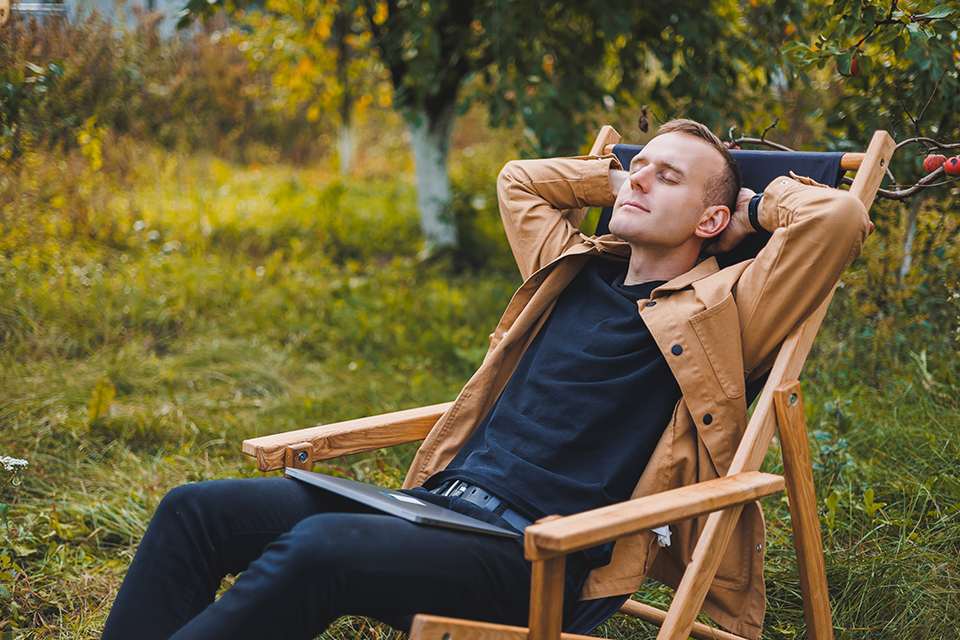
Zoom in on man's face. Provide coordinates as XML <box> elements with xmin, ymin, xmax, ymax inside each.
<box><xmin>609</xmin><ymin>131</ymin><xmax>726</xmax><ymax>254</ymax></box>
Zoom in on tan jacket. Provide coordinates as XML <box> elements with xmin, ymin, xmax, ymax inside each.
<box><xmin>403</xmin><ymin>155</ymin><xmax>869</xmax><ymax>639</ymax></box>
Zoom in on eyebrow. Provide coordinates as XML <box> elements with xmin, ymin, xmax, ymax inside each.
<box><xmin>629</xmin><ymin>154</ymin><xmax>687</xmax><ymax>178</ymax></box>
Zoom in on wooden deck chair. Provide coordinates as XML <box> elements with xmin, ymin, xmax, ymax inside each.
<box><xmin>242</xmin><ymin>127</ymin><xmax>895</xmax><ymax>640</ymax></box>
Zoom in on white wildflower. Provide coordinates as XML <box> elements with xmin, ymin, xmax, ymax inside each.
<box><xmin>0</xmin><ymin>456</ymin><xmax>27</xmax><ymax>473</ymax></box>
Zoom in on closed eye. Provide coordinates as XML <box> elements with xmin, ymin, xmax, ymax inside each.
<box><xmin>659</xmin><ymin>173</ymin><xmax>678</xmax><ymax>185</ymax></box>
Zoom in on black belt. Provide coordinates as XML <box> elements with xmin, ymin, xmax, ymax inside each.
<box><xmin>432</xmin><ymin>480</ymin><xmax>532</xmax><ymax>534</ymax></box>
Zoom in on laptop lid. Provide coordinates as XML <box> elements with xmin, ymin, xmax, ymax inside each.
<box><xmin>285</xmin><ymin>467</ymin><xmax>523</xmax><ymax>539</ymax></box>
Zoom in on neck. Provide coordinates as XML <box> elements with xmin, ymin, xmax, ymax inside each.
<box><xmin>623</xmin><ymin>243</ymin><xmax>701</xmax><ymax>286</ymax></box>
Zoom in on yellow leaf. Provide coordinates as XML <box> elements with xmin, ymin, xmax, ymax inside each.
<box><xmin>316</xmin><ymin>20</ymin><xmax>331</xmax><ymax>39</ymax></box>
<box><xmin>373</xmin><ymin>1</ymin><xmax>388</xmax><ymax>25</ymax></box>
<box><xmin>542</xmin><ymin>54</ymin><xmax>555</xmax><ymax>77</ymax></box>
<box><xmin>88</xmin><ymin>378</ymin><xmax>116</xmax><ymax>423</ymax></box>
<box><xmin>307</xmin><ymin>104</ymin><xmax>321</xmax><ymax>122</ymax></box>
<box><xmin>296</xmin><ymin>56</ymin><xmax>315</xmax><ymax>77</ymax></box>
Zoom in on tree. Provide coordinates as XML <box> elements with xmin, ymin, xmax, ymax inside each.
<box><xmin>355</xmin><ymin>0</ymin><xmax>782</xmax><ymax>248</ymax></box>
<box><xmin>183</xmin><ymin>0</ymin><xmax>782</xmax><ymax>249</ymax></box>
<box><xmin>783</xmin><ymin>1</ymin><xmax>960</xmax><ymax>279</ymax></box>
<box><xmin>784</xmin><ymin>1</ymin><xmax>958</xmax><ymax>150</ymax></box>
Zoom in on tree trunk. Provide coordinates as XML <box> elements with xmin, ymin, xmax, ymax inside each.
<box><xmin>337</xmin><ymin>122</ymin><xmax>353</xmax><ymax>175</ymax></box>
<box><xmin>333</xmin><ymin>6</ymin><xmax>353</xmax><ymax>175</ymax></box>
<box><xmin>899</xmin><ymin>194</ymin><xmax>925</xmax><ymax>283</ymax></box>
<box><xmin>407</xmin><ymin>104</ymin><xmax>457</xmax><ymax>248</ymax></box>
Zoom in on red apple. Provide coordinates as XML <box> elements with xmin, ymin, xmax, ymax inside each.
<box><xmin>945</xmin><ymin>157</ymin><xmax>960</xmax><ymax>177</ymax></box>
<box><xmin>923</xmin><ymin>154</ymin><xmax>946</xmax><ymax>173</ymax></box>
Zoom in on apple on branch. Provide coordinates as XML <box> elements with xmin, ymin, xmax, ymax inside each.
<box><xmin>923</xmin><ymin>154</ymin><xmax>946</xmax><ymax>174</ymax></box>
<box><xmin>944</xmin><ymin>157</ymin><xmax>960</xmax><ymax>177</ymax></box>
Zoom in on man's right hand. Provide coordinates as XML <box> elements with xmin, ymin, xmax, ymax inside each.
<box><xmin>609</xmin><ymin>167</ymin><xmax>628</xmax><ymax>199</ymax></box>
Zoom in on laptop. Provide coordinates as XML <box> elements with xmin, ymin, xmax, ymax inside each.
<box><xmin>285</xmin><ymin>467</ymin><xmax>523</xmax><ymax>538</ymax></box>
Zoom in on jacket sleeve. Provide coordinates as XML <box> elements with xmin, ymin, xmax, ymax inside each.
<box><xmin>497</xmin><ymin>156</ymin><xmax>620</xmax><ymax>281</ymax></box>
<box><xmin>735</xmin><ymin>175</ymin><xmax>870</xmax><ymax>374</ymax></box>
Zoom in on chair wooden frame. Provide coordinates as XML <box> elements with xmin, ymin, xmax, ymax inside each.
<box><xmin>242</xmin><ymin>128</ymin><xmax>895</xmax><ymax>640</ymax></box>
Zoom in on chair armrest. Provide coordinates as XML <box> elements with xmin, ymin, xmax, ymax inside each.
<box><xmin>241</xmin><ymin>401</ymin><xmax>454</xmax><ymax>472</ymax></box>
<box><xmin>524</xmin><ymin>471</ymin><xmax>784</xmax><ymax>561</ymax></box>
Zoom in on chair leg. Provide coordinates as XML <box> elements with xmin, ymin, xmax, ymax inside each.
<box><xmin>528</xmin><ymin>556</ymin><xmax>566</xmax><ymax>640</ymax></box>
<box><xmin>774</xmin><ymin>381</ymin><xmax>834</xmax><ymax>640</ymax></box>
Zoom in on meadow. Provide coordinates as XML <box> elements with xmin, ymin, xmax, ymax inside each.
<box><xmin>2</xmin><ymin>18</ymin><xmax>960</xmax><ymax>639</ymax></box>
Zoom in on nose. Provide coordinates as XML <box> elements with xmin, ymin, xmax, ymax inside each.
<box><xmin>629</xmin><ymin>165</ymin><xmax>651</xmax><ymax>193</ymax></box>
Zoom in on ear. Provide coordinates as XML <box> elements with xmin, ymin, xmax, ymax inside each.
<box><xmin>694</xmin><ymin>204</ymin><xmax>730</xmax><ymax>239</ymax></box>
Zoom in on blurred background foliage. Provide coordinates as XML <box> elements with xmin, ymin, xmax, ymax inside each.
<box><xmin>1</xmin><ymin>1</ymin><xmax>959</xmax><ymax>638</ymax></box>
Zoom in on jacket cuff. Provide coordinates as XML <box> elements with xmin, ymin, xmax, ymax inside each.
<box><xmin>755</xmin><ymin>175</ymin><xmax>796</xmax><ymax>232</ymax></box>
<box><xmin>575</xmin><ymin>156</ymin><xmax>621</xmax><ymax>209</ymax></box>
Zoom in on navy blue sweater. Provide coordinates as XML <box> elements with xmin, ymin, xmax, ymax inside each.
<box><xmin>426</xmin><ymin>258</ymin><xmax>682</xmax><ymax>524</ymax></box>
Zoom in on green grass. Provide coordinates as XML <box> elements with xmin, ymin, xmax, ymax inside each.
<box><xmin>2</xmin><ymin>131</ymin><xmax>959</xmax><ymax>639</ymax></box>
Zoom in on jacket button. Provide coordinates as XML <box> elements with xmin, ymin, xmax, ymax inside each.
<box><xmin>703</xmin><ymin>414</ymin><xmax>713</xmax><ymax>425</ymax></box>
<box><xmin>671</xmin><ymin>345</ymin><xmax>682</xmax><ymax>355</ymax></box>
<box><xmin>645</xmin><ymin>301</ymin><xmax>656</xmax><ymax>307</ymax></box>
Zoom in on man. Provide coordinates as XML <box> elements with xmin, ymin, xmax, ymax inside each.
<box><xmin>101</xmin><ymin>120</ymin><xmax>868</xmax><ymax>640</ymax></box>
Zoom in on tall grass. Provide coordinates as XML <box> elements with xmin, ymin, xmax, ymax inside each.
<box><xmin>3</xmin><ymin>134</ymin><xmax>958</xmax><ymax>638</ymax></box>
<box><xmin>0</xmin><ymin>117</ymin><xmax>519</xmax><ymax>636</ymax></box>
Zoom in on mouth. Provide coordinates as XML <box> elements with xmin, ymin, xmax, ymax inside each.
<box><xmin>620</xmin><ymin>201</ymin><xmax>649</xmax><ymax>214</ymax></box>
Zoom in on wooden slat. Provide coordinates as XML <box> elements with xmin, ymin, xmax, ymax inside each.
<box><xmin>618</xmin><ymin>600</ymin><xmax>748</xmax><ymax>640</ymax></box>
<box><xmin>591</xmin><ymin>126</ymin><xmax>622</xmax><ymax>156</ymax></box>
<box><xmin>529</xmin><ymin>557</ymin><xmax>566</xmax><ymax>640</ymax></box>
<box><xmin>524</xmin><ymin>472</ymin><xmax>784</xmax><ymax>562</ymax></box>
<box><xmin>847</xmin><ymin>131</ymin><xmax>896</xmax><ymax>210</ymax></box>
<box><xmin>409</xmin><ymin>615</ymin><xmax>597</xmax><ymax>640</ymax></box>
<box><xmin>774</xmin><ymin>381</ymin><xmax>834</xmax><ymax>640</ymax></box>
<box><xmin>241</xmin><ymin>401</ymin><xmax>453</xmax><ymax>472</ymax></box>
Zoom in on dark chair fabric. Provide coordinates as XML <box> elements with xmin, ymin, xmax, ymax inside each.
<box><xmin>595</xmin><ymin>144</ymin><xmax>846</xmax><ymax>244</ymax></box>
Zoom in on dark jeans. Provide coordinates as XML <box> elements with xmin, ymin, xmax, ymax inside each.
<box><xmin>99</xmin><ymin>477</ymin><xmax>596</xmax><ymax>640</ymax></box>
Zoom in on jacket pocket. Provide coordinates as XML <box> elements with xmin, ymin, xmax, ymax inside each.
<box><xmin>690</xmin><ymin>293</ymin><xmax>746</xmax><ymax>399</ymax></box>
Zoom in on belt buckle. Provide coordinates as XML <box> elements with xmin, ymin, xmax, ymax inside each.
<box><xmin>440</xmin><ymin>479</ymin><xmax>467</xmax><ymax>498</ymax></box>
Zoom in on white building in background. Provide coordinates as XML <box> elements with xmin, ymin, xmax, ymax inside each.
<box><xmin>12</xmin><ymin>0</ymin><xmax>186</xmax><ymax>38</ymax></box>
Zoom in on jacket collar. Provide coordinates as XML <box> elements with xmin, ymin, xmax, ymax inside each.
<box><xmin>651</xmin><ymin>257</ymin><xmax>720</xmax><ymax>297</ymax></box>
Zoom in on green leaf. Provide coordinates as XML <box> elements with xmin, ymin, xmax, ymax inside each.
<box><xmin>893</xmin><ymin>34</ymin><xmax>907</xmax><ymax>56</ymax></box>
<box><xmin>924</xmin><ymin>6</ymin><xmax>953</xmax><ymax>20</ymax></box>
<box><xmin>826</xmin><ymin>491</ymin><xmax>840</xmax><ymax>527</ymax></box>
<box><xmin>906</xmin><ymin>22</ymin><xmax>930</xmax><ymax>46</ymax></box>
<box><xmin>864</xmin><ymin>488</ymin><xmax>886</xmax><ymax>517</ymax></box>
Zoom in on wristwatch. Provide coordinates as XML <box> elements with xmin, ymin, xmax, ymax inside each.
<box><xmin>748</xmin><ymin>192</ymin><xmax>768</xmax><ymax>235</ymax></box>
